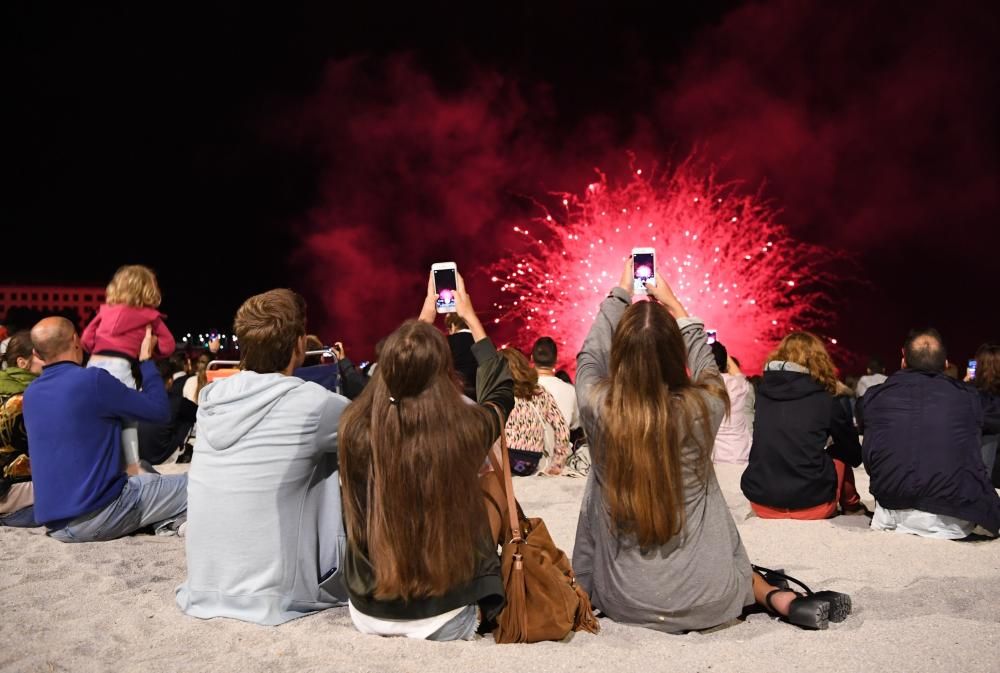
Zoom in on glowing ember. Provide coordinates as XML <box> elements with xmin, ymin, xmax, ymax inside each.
<box><xmin>488</xmin><ymin>160</ymin><xmax>838</xmax><ymax>373</ymax></box>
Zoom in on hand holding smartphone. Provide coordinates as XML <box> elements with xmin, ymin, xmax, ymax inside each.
<box><xmin>706</xmin><ymin>330</ymin><xmax>718</xmax><ymax>345</ymax></box>
<box><xmin>431</xmin><ymin>262</ymin><xmax>458</xmax><ymax>313</ymax></box>
<box><xmin>631</xmin><ymin>247</ymin><xmax>655</xmax><ymax>294</ymax></box>
<box><xmin>968</xmin><ymin>359</ymin><xmax>977</xmax><ymax>381</ymax></box>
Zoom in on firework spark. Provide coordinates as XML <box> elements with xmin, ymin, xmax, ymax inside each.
<box><xmin>489</xmin><ymin>159</ymin><xmax>839</xmax><ymax>373</ymax></box>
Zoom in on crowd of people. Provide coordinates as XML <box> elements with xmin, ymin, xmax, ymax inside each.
<box><xmin>0</xmin><ymin>260</ymin><xmax>998</xmax><ymax>642</ymax></box>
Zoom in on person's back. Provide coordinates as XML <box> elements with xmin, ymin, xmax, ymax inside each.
<box><xmin>862</xmin><ymin>328</ymin><xmax>1000</xmax><ymax>538</ymax></box>
<box><xmin>177</xmin><ymin>372</ymin><xmax>348</xmax><ymax>623</ymax></box>
<box><xmin>27</xmin><ymin>357</ymin><xmax>145</xmax><ymax>524</ymax></box>
<box><xmin>713</xmin><ymin>372</ymin><xmax>753</xmax><ymax>463</ymax></box>
<box><xmin>740</xmin><ymin>333</ymin><xmax>862</xmax><ymax>519</ymax></box>
<box><xmin>863</xmin><ymin>370</ymin><xmax>999</xmax><ymax>535</ymax></box>
<box><xmin>532</xmin><ymin>336</ymin><xmax>580</xmax><ymax>432</ymax></box>
<box><xmin>709</xmin><ymin>342</ymin><xmax>753</xmax><ymax>464</ymax></box>
<box><xmin>177</xmin><ymin>289</ymin><xmax>350</xmax><ymax>625</ymax></box>
<box><xmin>574</xmin><ymin>280</ymin><xmax>749</xmax><ymax>633</ymax></box>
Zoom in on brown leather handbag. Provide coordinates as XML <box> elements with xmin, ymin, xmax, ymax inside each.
<box><xmin>484</xmin><ymin>404</ymin><xmax>600</xmax><ymax>644</ymax></box>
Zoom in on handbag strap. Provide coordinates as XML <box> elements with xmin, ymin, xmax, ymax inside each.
<box><xmin>485</xmin><ymin>402</ymin><xmax>522</xmax><ymax>545</ymax></box>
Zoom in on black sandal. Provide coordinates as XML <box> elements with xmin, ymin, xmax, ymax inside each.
<box><xmin>764</xmin><ymin>588</ymin><xmax>830</xmax><ymax>630</ymax></box>
<box><xmin>753</xmin><ymin>565</ymin><xmax>852</xmax><ymax>623</ymax></box>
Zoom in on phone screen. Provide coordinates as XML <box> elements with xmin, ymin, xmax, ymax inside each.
<box><xmin>434</xmin><ymin>268</ymin><xmax>457</xmax><ymax>312</ymax></box>
<box><xmin>633</xmin><ymin>252</ymin><xmax>654</xmax><ymax>293</ymax></box>
<box><xmin>706</xmin><ymin>330</ymin><xmax>718</xmax><ymax>345</ymax></box>
<box><xmin>968</xmin><ymin>359</ymin><xmax>977</xmax><ymax>380</ymax></box>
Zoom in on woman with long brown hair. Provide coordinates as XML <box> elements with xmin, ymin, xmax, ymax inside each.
<box><xmin>971</xmin><ymin>343</ymin><xmax>1000</xmax><ymax>482</ymax></box>
<box><xmin>573</xmin><ymin>258</ymin><xmax>851</xmax><ymax>632</ymax></box>
<box><xmin>740</xmin><ymin>332</ymin><xmax>864</xmax><ymax>519</ymax></box>
<box><xmin>498</xmin><ymin>347</ymin><xmax>571</xmax><ymax>476</ymax></box>
<box><xmin>339</xmin><ymin>272</ymin><xmax>514</xmax><ymax>641</ymax></box>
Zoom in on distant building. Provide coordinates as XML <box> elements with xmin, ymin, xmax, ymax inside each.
<box><xmin>0</xmin><ymin>285</ymin><xmax>106</xmax><ymax>330</ymax></box>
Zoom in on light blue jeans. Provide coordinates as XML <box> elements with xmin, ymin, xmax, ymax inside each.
<box><xmin>426</xmin><ymin>605</ymin><xmax>479</xmax><ymax>641</ymax></box>
<box><xmin>48</xmin><ymin>474</ymin><xmax>188</xmax><ymax>543</ymax></box>
<box><xmin>0</xmin><ymin>505</ymin><xmax>38</xmax><ymax>528</ymax></box>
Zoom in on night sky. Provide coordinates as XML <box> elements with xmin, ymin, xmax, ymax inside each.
<box><xmin>5</xmin><ymin>1</ymin><xmax>999</xmax><ymax>372</ymax></box>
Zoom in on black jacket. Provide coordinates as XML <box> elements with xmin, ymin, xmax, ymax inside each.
<box><xmin>861</xmin><ymin>369</ymin><xmax>1000</xmax><ymax>534</ymax></box>
<box><xmin>741</xmin><ymin>366</ymin><xmax>861</xmax><ymax>509</ymax></box>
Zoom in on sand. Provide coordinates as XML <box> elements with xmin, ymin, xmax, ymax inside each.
<box><xmin>2</xmin><ymin>462</ymin><xmax>999</xmax><ymax>673</ymax></box>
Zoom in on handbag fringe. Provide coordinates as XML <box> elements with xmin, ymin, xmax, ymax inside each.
<box><xmin>498</xmin><ymin>552</ymin><xmax>528</xmax><ymax>643</ymax></box>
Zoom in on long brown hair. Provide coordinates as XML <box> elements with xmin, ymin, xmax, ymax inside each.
<box><xmin>339</xmin><ymin>320</ymin><xmax>493</xmax><ymax>600</ymax></box>
<box><xmin>600</xmin><ymin>301</ymin><xmax>728</xmax><ymax>549</ymax></box>
<box><xmin>767</xmin><ymin>331</ymin><xmax>838</xmax><ymax>394</ymax></box>
<box><xmin>499</xmin><ymin>347</ymin><xmax>541</xmax><ymax>399</ymax></box>
<box><xmin>975</xmin><ymin>343</ymin><xmax>1000</xmax><ymax>395</ymax></box>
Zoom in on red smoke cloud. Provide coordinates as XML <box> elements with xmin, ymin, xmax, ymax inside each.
<box><xmin>278</xmin><ymin>1</ymin><xmax>998</xmax><ymax>367</ymax></box>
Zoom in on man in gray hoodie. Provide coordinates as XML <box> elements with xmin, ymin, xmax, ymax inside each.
<box><xmin>176</xmin><ymin>289</ymin><xmax>350</xmax><ymax>625</ymax></box>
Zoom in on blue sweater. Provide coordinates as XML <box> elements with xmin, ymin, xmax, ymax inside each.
<box><xmin>23</xmin><ymin>360</ymin><xmax>170</xmax><ymax>527</ymax></box>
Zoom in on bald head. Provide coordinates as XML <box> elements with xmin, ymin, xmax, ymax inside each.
<box><xmin>903</xmin><ymin>328</ymin><xmax>947</xmax><ymax>373</ymax></box>
<box><xmin>31</xmin><ymin>317</ymin><xmax>79</xmax><ymax>363</ymax></box>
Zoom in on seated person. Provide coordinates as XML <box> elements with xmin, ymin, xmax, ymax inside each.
<box><xmin>0</xmin><ymin>332</ymin><xmax>43</xmax><ymax>527</ymax></box>
<box><xmin>499</xmin><ymin>347</ymin><xmax>571</xmax><ymax>476</ymax></box>
<box><xmin>531</xmin><ymin>336</ymin><xmax>581</xmax><ymax>433</ymax></box>
<box><xmin>574</xmin><ymin>262</ymin><xmax>851</xmax><ymax>633</ymax></box>
<box><xmin>23</xmin><ymin>318</ymin><xmax>186</xmax><ymax>542</ymax></box>
<box><xmin>138</xmin><ymin>358</ymin><xmax>197</xmax><ymax>465</ymax></box>
<box><xmin>741</xmin><ymin>332</ymin><xmax>864</xmax><ymax>519</ymax></box>
<box><xmin>445</xmin><ymin>314</ymin><xmax>478</xmax><ymax>399</ymax></box>
<box><xmin>710</xmin><ymin>341</ymin><xmax>754</xmax><ymax>464</ymax></box>
<box><xmin>176</xmin><ymin>289</ymin><xmax>351</xmax><ymax>625</ymax></box>
<box><xmin>862</xmin><ymin>329</ymin><xmax>1000</xmax><ymax>539</ymax></box>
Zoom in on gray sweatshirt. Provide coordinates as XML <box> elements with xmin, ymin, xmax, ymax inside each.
<box><xmin>176</xmin><ymin>371</ymin><xmax>350</xmax><ymax>625</ymax></box>
<box><xmin>572</xmin><ymin>287</ymin><xmax>754</xmax><ymax>632</ymax></box>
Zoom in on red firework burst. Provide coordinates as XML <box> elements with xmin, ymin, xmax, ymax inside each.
<box><xmin>488</xmin><ymin>159</ymin><xmax>839</xmax><ymax>373</ymax></box>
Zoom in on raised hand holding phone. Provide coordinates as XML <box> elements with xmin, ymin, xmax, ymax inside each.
<box><xmin>646</xmin><ymin>275</ymin><xmax>688</xmax><ymax>319</ymax></box>
<box><xmin>431</xmin><ymin>262</ymin><xmax>458</xmax><ymax>313</ymax></box>
<box><xmin>631</xmin><ymin>247</ymin><xmax>655</xmax><ymax>295</ymax></box>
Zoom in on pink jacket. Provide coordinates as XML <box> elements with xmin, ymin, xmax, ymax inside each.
<box><xmin>81</xmin><ymin>304</ymin><xmax>176</xmax><ymax>359</ymax></box>
<box><xmin>712</xmin><ymin>373</ymin><xmax>754</xmax><ymax>464</ymax></box>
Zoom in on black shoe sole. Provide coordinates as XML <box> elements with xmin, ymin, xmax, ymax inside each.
<box><xmin>813</xmin><ymin>591</ymin><xmax>851</xmax><ymax>623</ymax></box>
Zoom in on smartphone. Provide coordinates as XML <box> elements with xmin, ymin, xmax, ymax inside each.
<box><xmin>631</xmin><ymin>247</ymin><xmax>655</xmax><ymax>294</ymax></box>
<box><xmin>706</xmin><ymin>330</ymin><xmax>718</xmax><ymax>345</ymax></box>
<box><xmin>431</xmin><ymin>262</ymin><xmax>458</xmax><ymax>313</ymax></box>
<box><xmin>968</xmin><ymin>359</ymin><xmax>977</xmax><ymax>380</ymax></box>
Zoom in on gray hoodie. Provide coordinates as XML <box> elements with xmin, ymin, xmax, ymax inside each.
<box><xmin>176</xmin><ymin>371</ymin><xmax>350</xmax><ymax>625</ymax></box>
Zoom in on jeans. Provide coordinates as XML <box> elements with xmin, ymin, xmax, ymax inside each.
<box><xmin>426</xmin><ymin>605</ymin><xmax>479</xmax><ymax>641</ymax></box>
<box><xmin>48</xmin><ymin>474</ymin><xmax>188</xmax><ymax>543</ymax></box>
<box><xmin>0</xmin><ymin>505</ymin><xmax>39</xmax><ymax>528</ymax></box>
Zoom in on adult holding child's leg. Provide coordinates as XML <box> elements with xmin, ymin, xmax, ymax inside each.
<box><xmin>24</xmin><ymin>319</ymin><xmax>187</xmax><ymax>542</ymax></box>
<box><xmin>339</xmin><ymin>269</ymin><xmax>514</xmax><ymax>640</ymax></box>
<box><xmin>573</xmin><ymin>257</ymin><xmax>851</xmax><ymax>632</ymax></box>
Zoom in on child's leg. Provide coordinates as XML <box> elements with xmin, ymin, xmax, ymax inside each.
<box><xmin>122</xmin><ymin>422</ymin><xmax>141</xmax><ymax>475</ymax></box>
<box><xmin>87</xmin><ymin>356</ymin><xmax>143</xmax><ymax>473</ymax></box>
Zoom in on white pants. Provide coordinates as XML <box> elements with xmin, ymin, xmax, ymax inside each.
<box><xmin>87</xmin><ymin>355</ymin><xmax>140</xmax><ymax>466</ymax></box>
<box><xmin>871</xmin><ymin>503</ymin><xmax>975</xmax><ymax>540</ymax></box>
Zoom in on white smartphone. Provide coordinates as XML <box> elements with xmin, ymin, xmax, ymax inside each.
<box><xmin>631</xmin><ymin>247</ymin><xmax>655</xmax><ymax>294</ymax></box>
<box><xmin>431</xmin><ymin>262</ymin><xmax>458</xmax><ymax>313</ymax></box>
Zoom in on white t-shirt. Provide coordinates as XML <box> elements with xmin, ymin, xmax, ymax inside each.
<box><xmin>856</xmin><ymin>373</ymin><xmax>888</xmax><ymax>398</ymax></box>
<box><xmin>348</xmin><ymin>602</ymin><xmax>468</xmax><ymax>639</ymax></box>
<box><xmin>537</xmin><ymin>374</ymin><xmax>580</xmax><ymax>431</ymax></box>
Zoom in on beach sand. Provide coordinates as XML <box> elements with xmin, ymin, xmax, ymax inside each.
<box><xmin>3</xmin><ymin>462</ymin><xmax>998</xmax><ymax>673</ymax></box>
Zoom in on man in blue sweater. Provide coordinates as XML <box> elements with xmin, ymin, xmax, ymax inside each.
<box><xmin>23</xmin><ymin>317</ymin><xmax>188</xmax><ymax>542</ymax></box>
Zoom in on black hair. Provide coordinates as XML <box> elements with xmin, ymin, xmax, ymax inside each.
<box><xmin>531</xmin><ymin>336</ymin><xmax>558</xmax><ymax>368</ymax></box>
<box><xmin>903</xmin><ymin>328</ymin><xmax>947</xmax><ymax>373</ymax></box>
